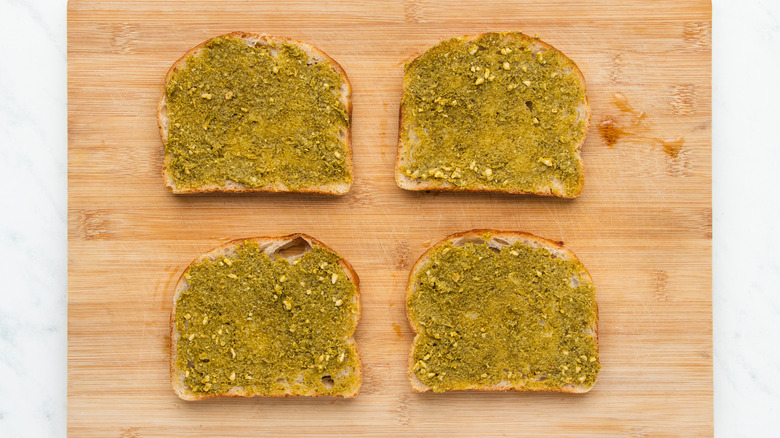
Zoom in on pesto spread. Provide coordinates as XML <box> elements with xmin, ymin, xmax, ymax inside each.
<box><xmin>164</xmin><ymin>37</ymin><xmax>351</xmax><ymax>190</ymax></box>
<box><xmin>407</xmin><ymin>235</ymin><xmax>599</xmax><ymax>392</ymax></box>
<box><xmin>174</xmin><ymin>242</ymin><xmax>360</xmax><ymax>396</ymax></box>
<box><xmin>400</xmin><ymin>32</ymin><xmax>587</xmax><ymax>196</ymax></box>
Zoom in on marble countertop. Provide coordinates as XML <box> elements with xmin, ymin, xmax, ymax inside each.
<box><xmin>0</xmin><ymin>0</ymin><xmax>778</xmax><ymax>436</ymax></box>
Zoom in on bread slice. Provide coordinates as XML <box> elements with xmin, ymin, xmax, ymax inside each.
<box><xmin>159</xmin><ymin>32</ymin><xmax>352</xmax><ymax>194</ymax></box>
<box><xmin>406</xmin><ymin>230</ymin><xmax>599</xmax><ymax>393</ymax></box>
<box><xmin>171</xmin><ymin>234</ymin><xmax>361</xmax><ymax>399</ymax></box>
<box><xmin>396</xmin><ymin>32</ymin><xmax>590</xmax><ymax>197</ymax></box>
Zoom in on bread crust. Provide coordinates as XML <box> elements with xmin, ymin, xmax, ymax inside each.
<box><xmin>405</xmin><ymin>229</ymin><xmax>599</xmax><ymax>393</ymax></box>
<box><xmin>395</xmin><ymin>32</ymin><xmax>591</xmax><ymax>198</ymax></box>
<box><xmin>170</xmin><ymin>233</ymin><xmax>361</xmax><ymax>400</ymax></box>
<box><xmin>159</xmin><ymin>32</ymin><xmax>353</xmax><ymax>195</ymax></box>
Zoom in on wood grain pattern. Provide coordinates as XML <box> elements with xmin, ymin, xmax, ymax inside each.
<box><xmin>68</xmin><ymin>1</ymin><xmax>712</xmax><ymax>436</ymax></box>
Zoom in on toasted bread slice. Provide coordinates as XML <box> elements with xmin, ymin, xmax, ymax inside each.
<box><xmin>159</xmin><ymin>33</ymin><xmax>352</xmax><ymax>194</ymax></box>
<box><xmin>396</xmin><ymin>32</ymin><xmax>590</xmax><ymax>197</ymax></box>
<box><xmin>406</xmin><ymin>230</ymin><xmax>599</xmax><ymax>393</ymax></box>
<box><xmin>171</xmin><ymin>234</ymin><xmax>361</xmax><ymax>399</ymax></box>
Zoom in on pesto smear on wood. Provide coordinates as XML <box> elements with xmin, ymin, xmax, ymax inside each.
<box><xmin>164</xmin><ymin>37</ymin><xmax>351</xmax><ymax>190</ymax></box>
<box><xmin>407</xmin><ymin>236</ymin><xmax>599</xmax><ymax>392</ymax></box>
<box><xmin>174</xmin><ymin>242</ymin><xmax>360</xmax><ymax>396</ymax></box>
<box><xmin>400</xmin><ymin>32</ymin><xmax>587</xmax><ymax>196</ymax></box>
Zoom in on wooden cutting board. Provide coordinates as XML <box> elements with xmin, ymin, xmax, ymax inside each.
<box><xmin>68</xmin><ymin>1</ymin><xmax>712</xmax><ymax>436</ymax></box>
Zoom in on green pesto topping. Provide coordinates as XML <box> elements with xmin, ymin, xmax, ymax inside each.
<box><xmin>407</xmin><ymin>235</ymin><xmax>599</xmax><ymax>392</ymax></box>
<box><xmin>165</xmin><ymin>37</ymin><xmax>351</xmax><ymax>190</ymax></box>
<box><xmin>400</xmin><ymin>32</ymin><xmax>587</xmax><ymax>196</ymax></box>
<box><xmin>174</xmin><ymin>241</ymin><xmax>359</xmax><ymax>396</ymax></box>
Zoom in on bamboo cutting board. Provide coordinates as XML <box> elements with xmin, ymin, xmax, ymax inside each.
<box><xmin>68</xmin><ymin>1</ymin><xmax>712</xmax><ymax>436</ymax></box>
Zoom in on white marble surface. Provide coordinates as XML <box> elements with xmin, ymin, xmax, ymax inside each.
<box><xmin>0</xmin><ymin>0</ymin><xmax>67</xmax><ymax>437</ymax></box>
<box><xmin>713</xmin><ymin>0</ymin><xmax>780</xmax><ymax>434</ymax></box>
<box><xmin>0</xmin><ymin>0</ymin><xmax>777</xmax><ymax>436</ymax></box>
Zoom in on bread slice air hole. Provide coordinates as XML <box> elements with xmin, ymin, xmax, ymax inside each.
<box><xmin>276</xmin><ymin>236</ymin><xmax>312</xmax><ymax>261</ymax></box>
<box><xmin>452</xmin><ymin>236</ymin><xmax>486</xmax><ymax>247</ymax></box>
<box><xmin>321</xmin><ymin>375</ymin><xmax>335</xmax><ymax>389</ymax></box>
